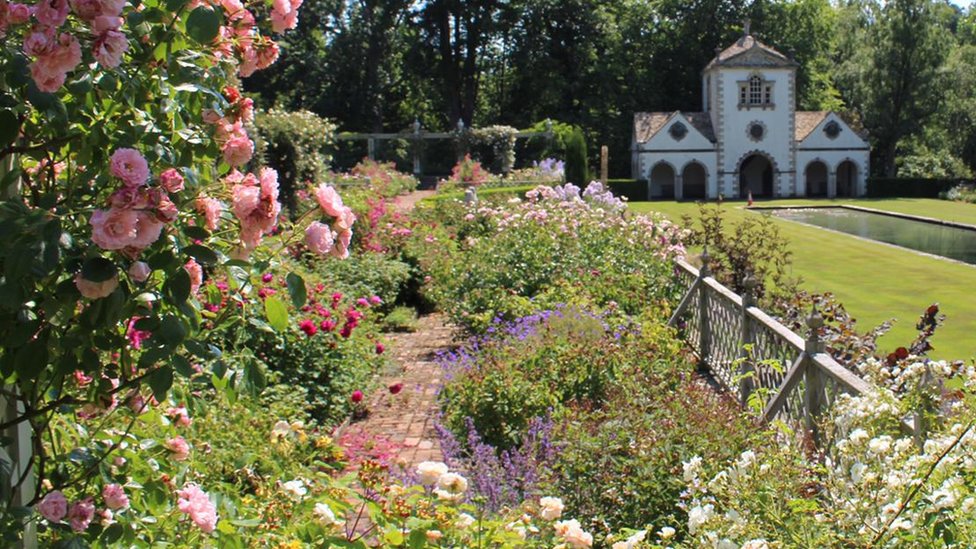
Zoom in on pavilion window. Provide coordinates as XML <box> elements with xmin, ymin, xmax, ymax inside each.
<box><xmin>749</xmin><ymin>76</ymin><xmax>763</xmax><ymax>104</ymax></box>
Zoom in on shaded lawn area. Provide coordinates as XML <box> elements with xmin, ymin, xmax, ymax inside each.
<box><xmin>630</xmin><ymin>198</ymin><xmax>976</xmax><ymax>361</ymax></box>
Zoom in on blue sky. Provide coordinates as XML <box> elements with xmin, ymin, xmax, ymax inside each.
<box><xmin>953</xmin><ymin>0</ymin><xmax>973</xmax><ymax>7</ymax></box>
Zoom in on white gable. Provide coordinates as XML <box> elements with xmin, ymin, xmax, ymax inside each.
<box><xmin>642</xmin><ymin>114</ymin><xmax>714</xmax><ymax>151</ymax></box>
<box><xmin>798</xmin><ymin>113</ymin><xmax>869</xmax><ymax>150</ymax></box>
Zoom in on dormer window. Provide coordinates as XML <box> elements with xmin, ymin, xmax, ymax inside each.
<box><xmin>738</xmin><ymin>73</ymin><xmax>774</xmax><ymax>109</ymax></box>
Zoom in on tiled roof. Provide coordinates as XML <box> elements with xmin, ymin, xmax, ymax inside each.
<box><xmin>704</xmin><ymin>35</ymin><xmax>797</xmax><ymax>70</ymax></box>
<box><xmin>794</xmin><ymin>111</ymin><xmax>829</xmax><ymax>141</ymax></box>
<box><xmin>633</xmin><ymin>112</ymin><xmax>716</xmax><ymax>144</ymax></box>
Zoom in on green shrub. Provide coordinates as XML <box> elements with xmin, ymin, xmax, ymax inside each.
<box><xmin>866</xmin><ymin>177</ymin><xmax>961</xmax><ymax>198</ymax></box>
<box><xmin>564</xmin><ymin>127</ymin><xmax>589</xmax><ymax>185</ymax></box>
<box><xmin>303</xmin><ymin>253</ymin><xmax>413</xmax><ymax>313</ymax></box>
<box><xmin>607</xmin><ymin>178</ymin><xmax>648</xmax><ymax>201</ymax></box>
<box><xmin>254</xmin><ymin>109</ymin><xmax>337</xmax><ymax>214</ymax></box>
<box><xmin>382</xmin><ymin>305</ymin><xmax>419</xmax><ymax>332</ymax></box>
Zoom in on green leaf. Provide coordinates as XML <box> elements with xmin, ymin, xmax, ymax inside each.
<box><xmin>172</xmin><ymin>354</ymin><xmax>195</xmax><ymax>377</ymax></box>
<box><xmin>157</xmin><ymin>315</ymin><xmax>186</xmax><ymax>346</ymax></box>
<box><xmin>0</xmin><ymin>110</ymin><xmax>20</xmax><ymax>147</ymax></box>
<box><xmin>102</xmin><ymin>523</ymin><xmax>123</xmax><ymax>544</ymax></box>
<box><xmin>164</xmin><ymin>269</ymin><xmax>191</xmax><ymax>304</ymax></box>
<box><xmin>81</xmin><ymin>257</ymin><xmax>117</xmax><ymax>283</ymax></box>
<box><xmin>149</xmin><ymin>366</ymin><xmax>174</xmax><ymax>401</ymax></box>
<box><xmin>186</xmin><ymin>7</ymin><xmax>221</xmax><ymax>44</ymax></box>
<box><xmin>264</xmin><ymin>296</ymin><xmax>289</xmax><ymax>332</ymax></box>
<box><xmin>285</xmin><ymin>273</ymin><xmax>307</xmax><ymax>308</ymax></box>
<box><xmin>183</xmin><ymin>244</ymin><xmax>218</xmax><ymax>266</ymax></box>
<box><xmin>182</xmin><ymin>226</ymin><xmax>210</xmax><ymax>241</ymax></box>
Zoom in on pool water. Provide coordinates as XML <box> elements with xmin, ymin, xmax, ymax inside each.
<box><xmin>767</xmin><ymin>207</ymin><xmax>976</xmax><ymax>266</ymax></box>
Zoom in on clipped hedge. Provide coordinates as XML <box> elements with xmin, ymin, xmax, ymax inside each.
<box><xmin>866</xmin><ymin>177</ymin><xmax>966</xmax><ymax>198</ymax></box>
<box><xmin>424</xmin><ymin>184</ymin><xmax>542</xmax><ymax>203</ymax></box>
<box><xmin>253</xmin><ymin>109</ymin><xmax>336</xmax><ymax>214</ymax></box>
<box><xmin>607</xmin><ymin>179</ymin><xmax>648</xmax><ymax>202</ymax></box>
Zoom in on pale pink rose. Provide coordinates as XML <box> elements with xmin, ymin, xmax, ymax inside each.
<box><xmin>102</xmin><ymin>484</ymin><xmax>129</xmax><ymax>510</ymax></box>
<box><xmin>270</xmin><ymin>0</ymin><xmax>300</xmax><ymax>32</ymax></box>
<box><xmin>304</xmin><ymin>222</ymin><xmax>334</xmax><ymax>256</ymax></box>
<box><xmin>35</xmin><ymin>0</ymin><xmax>69</xmax><ymax>27</ymax></box>
<box><xmin>23</xmin><ymin>29</ymin><xmax>55</xmax><ymax>56</ymax></box>
<box><xmin>222</xmin><ymin>135</ymin><xmax>253</xmax><ymax>167</ymax></box>
<box><xmin>166</xmin><ymin>405</ymin><xmax>192</xmax><ymax>427</ymax></box>
<box><xmin>29</xmin><ymin>33</ymin><xmax>82</xmax><ymax>93</ymax></box>
<box><xmin>75</xmin><ymin>272</ymin><xmax>119</xmax><ymax>299</ymax></box>
<box><xmin>195</xmin><ymin>196</ymin><xmax>222</xmax><ymax>231</ymax></box>
<box><xmin>335</xmin><ymin>206</ymin><xmax>356</xmax><ymax>231</ymax></box>
<box><xmin>70</xmin><ymin>0</ymin><xmax>103</xmax><ymax>20</ymax></box>
<box><xmin>184</xmin><ymin>259</ymin><xmax>203</xmax><ymax>294</ymax></box>
<box><xmin>154</xmin><ymin>193</ymin><xmax>178</xmax><ymax>223</ymax></box>
<box><xmin>164</xmin><ymin>436</ymin><xmax>190</xmax><ymax>461</ymax></box>
<box><xmin>91</xmin><ymin>14</ymin><xmax>123</xmax><ymax>32</ymax></box>
<box><xmin>90</xmin><ymin>207</ymin><xmax>139</xmax><ymax>250</ymax></box>
<box><xmin>126</xmin><ymin>211</ymin><xmax>165</xmax><ymax>250</ymax></box>
<box><xmin>238</xmin><ymin>97</ymin><xmax>254</xmax><ymax>123</ymax></box>
<box><xmin>176</xmin><ymin>483</ymin><xmax>217</xmax><ymax>533</ymax></box>
<box><xmin>110</xmin><ymin>148</ymin><xmax>150</xmax><ymax>187</ymax></box>
<box><xmin>219</xmin><ymin>0</ymin><xmax>242</xmax><ymax>15</ymax></box>
<box><xmin>128</xmin><ymin>261</ymin><xmax>150</xmax><ymax>282</ymax></box>
<box><xmin>29</xmin><ymin>62</ymin><xmax>68</xmax><ymax>94</ymax></box>
<box><xmin>314</xmin><ymin>184</ymin><xmax>344</xmax><ymax>217</ymax></box>
<box><xmin>254</xmin><ymin>40</ymin><xmax>279</xmax><ymax>69</ymax></box>
<box><xmin>37</xmin><ymin>491</ymin><xmax>68</xmax><ymax>522</ymax></box>
<box><xmin>331</xmin><ymin>227</ymin><xmax>352</xmax><ymax>260</ymax></box>
<box><xmin>228</xmin><ymin>8</ymin><xmax>255</xmax><ymax>36</ymax></box>
<box><xmin>237</xmin><ymin>45</ymin><xmax>259</xmax><ymax>78</ymax></box>
<box><xmin>232</xmin><ymin>168</ymin><xmax>280</xmax><ymax>250</ymax></box>
<box><xmin>8</xmin><ymin>3</ymin><xmax>30</xmax><ymax>23</ymax></box>
<box><xmin>222</xmin><ymin>169</ymin><xmax>247</xmax><ymax>186</ymax></box>
<box><xmin>158</xmin><ymin>168</ymin><xmax>184</xmax><ymax>193</ymax></box>
<box><xmin>67</xmin><ymin>498</ymin><xmax>95</xmax><ymax>532</ymax></box>
<box><xmin>93</xmin><ymin>29</ymin><xmax>128</xmax><ymax>68</ymax></box>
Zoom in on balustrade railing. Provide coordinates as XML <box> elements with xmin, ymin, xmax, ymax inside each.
<box><xmin>669</xmin><ymin>252</ymin><xmax>877</xmax><ymax>443</ymax></box>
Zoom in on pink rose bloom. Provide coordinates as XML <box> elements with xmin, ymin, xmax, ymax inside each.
<box><xmin>184</xmin><ymin>259</ymin><xmax>203</xmax><ymax>294</ymax></box>
<box><xmin>23</xmin><ymin>29</ymin><xmax>55</xmax><ymax>56</ymax></box>
<box><xmin>314</xmin><ymin>184</ymin><xmax>345</xmax><ymax>217</ymax></box>
<box><xmin>232</xmin><ymin>168</ymin><xmax>280</xmax><ymax>250</ymax></box>
<box><xmin>75</xmin><ymin>272</ymin><xmax>119</xmax><ymax>299</ymax></box>
<box><xmin>270</xmin><ymin>0</ymin><xmax>301</xmax><ymax>32</ymax></box>
<box><xmin>154</xmin><ymin>192</ymin><xmax>178</xmax><ymax>223</ymax></box>
<box><xmin>238</xmin><ymin>97</ymin><xmax>254</xmax><ymax>123</ymax></box>
<box><xmin>331</xmin><ymin>227</ymin><xmax>352</xmax><ymax>260</ymax></box>
<box><xmin>37</xmin><ymin>491</ymin><xmax>68</xmax><ymax>522</ymax></box>
<box><xmin>93</xmin><ymin>29</ymin><xmax>128</xmax><ymax>68</ymax></box>
<box><xmin>69</xmin><ymin>0</ymin><xmax>103</xmax><ymax>20</ymax></box>
<box><xmin>67</xmin><ymin>498</ymin><xmax>95</xmax><ymax>532</ymax></box>
<box><xmin>91</xmin><ymin>14</ymin><xmax>123</xmax><ymax>32</ymax></box>
<box><xmin>304</xmin><ymin>222</ymin><xmax>334</xmax><ymax>256</ymax></box>
<box><xmin>128</xmin><ymin>261</ymin><xmax>150</xmax><ymax>282</ymax></box>
<box><xmin>164</xmin><ymin>436</ymin><xmax>190</xmax><ymax>461</ymax></box>
<box><xmin>335</xmin><ymin>206</ymin><xmax>356</xmax><ymax>231</ymax></box>
<box><xmin>237</xmin><ymin>45</ymin><xmax>259</xmax><ymax>78</ymax></box>
<box><xmin>110</xmin><ymin>148</ymin><xmax>150</xmax><ymax>187</ymax></box>
<box><xmin>102</xmin><ymin>484</ymin><xmax>129</xmax><ymax>510</ymax></box>
<box><xmin>91</xmin><ymin>207</ymin><xmax>139</xmax><ymax>250</ymax></box>
<box><xmin>8</xmin><ymin>3</ymin><xmax>31</xmax><ymax>24</ymax></box>
<box><xmin>178</xmin><ymin>485</ymin><xmax>218</xmax><ymax>532</ymax></box>
<box><xmin>127</xmin><ymin>211</ymin><xmax>165</xmax><ymax>251</ymax></box>
<box><xmin>254</xmin><ymin>40</ymin><xmax>279</xmax><ymax>69</ymax></box>
<box><xmin>158</xmin><ymin>168</ymin><xmax>184</xmax><ymax>193</ymax></box>
<box><xmin>176</xmin><ymin>483</ymin><xmax>218</xmax><ymax>533</ymax></box>
<box><xmin>166</xmin><ymin>405</ymin><xmax>192</xmax><ymax>427</ymax></box>
<box><xmin>195</xmin><ymin>196</ymin><xmax>222</xmax><ymax>231</ymax></box>
<box><xmin>35</xmin><ymin>0</ymin><xmax>69</xmax><ymax>27</ymax></box>
<box><xmin>29</xmin><ymin>33</ymin><xmax>82</xmax><ymax>93</ymax></box>
<box><xmin>219</xmin><ymin>0</ymin><xmax>242</xmax><ymax>14</ymax></box>
<box><xmin>222</xmin><ymin>135</ymin><xmax>253</xmax><ymax>168</ymax></box>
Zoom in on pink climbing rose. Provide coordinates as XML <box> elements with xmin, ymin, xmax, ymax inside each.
<box><xmin>195</xmin><ymin>196</ymin><xmax>223</xmax><ymax>231</ymax></box>
<box><xmin>102</xmin><ymin>484</ymin><xmax>129</xmax><ymax>510</ymax></box>
<box><xmin>29</xmin><ymin>32</ymin><xmax>82</xmax><ymax>93</ymax></box>
<box><xmin>164</xmin><ymin>436</ymin><xmax>190</xmax><ymax>461</ymax></box>
<box><xmin>176</xmin><ymin>483</ymin><xmax>218</xmax><ymax>533</ymax></box>
<box><xmin>128</xmin><ymin>261</ymin><xmax>151</xmax><ymax>282</ymax></box>
<box><xmin>304</xmin><ymin>222</ymin><xmax>334</xmax><ymax>256</ymax></box>
<box><xmin>159</xmin><ymin>168</ymin><xmax>185</xmax><ymax>193</ymax></box>
<box><xmin>314</xmin><ymin>184</ymin><xmax>345</xmax><ymax>218</ymax></box>
<box><xmin>93</xmin><ymin>29</ymin><xmax>128</xmax><ymax>68</ymax></box>
<box><xmin>222</xmin><ymin>135</ymin><xmax>254</xmax><ymax>168</ymax></box>
<box><xmin>37</xmin><ymin>490</ymin><xmax>68</xmax><ymax>522</ymax></box>
<box><xmin>184</xmin><ymin>259</ymin><xmax>203</xmax><ymax>295</ymax></box>
<box><xmin>110</xmin><ymin>148</ymin><xmax>150</xmax><ymax>188</ymax></box>
<box><xmin>270</xmin><ymin>0</ymin><xmax>302</xmax><ymax>33</ymax></box>
<box><xmin>231</xmin><ymin>167</ymin><xmax>281</xmax><ymax>250</ymax></box>
<box><xmin>67</xmin><ymin>498</ymin><xmax>95</xmax><ymax>532</ymax></box>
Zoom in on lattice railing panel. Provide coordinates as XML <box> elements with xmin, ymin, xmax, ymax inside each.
<box><xmin>703</xmin><ymin>285</ymin><xmax>743</xmax><ymax>390</ymax></box>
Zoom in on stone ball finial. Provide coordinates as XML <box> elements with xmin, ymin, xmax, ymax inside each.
<box><xmin>743</xmin><ymin>273</ymin><xmax>758</xmax><ymax>293</ymax></box>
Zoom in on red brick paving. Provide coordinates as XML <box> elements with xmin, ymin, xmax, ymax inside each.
<box><xmin>337</xmin><ymin>313</ymin><xmax>457</xmax><ymax>468</ymax></box>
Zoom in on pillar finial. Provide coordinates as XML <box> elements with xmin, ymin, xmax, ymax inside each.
<box><xmin>743</xmin><ymin>18</ymin><xmax>751</xmax><ymax>37</ymax></box>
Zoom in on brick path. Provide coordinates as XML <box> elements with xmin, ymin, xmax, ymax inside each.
<box><xmin>393</xmin><ymin>190</ymin><xmax>436</xmax><ymax>213</ymax></box>
<box><xmin>337</xmin><ymin>314</ymin><xmax>456</xmax><ymax>468</ymax></box>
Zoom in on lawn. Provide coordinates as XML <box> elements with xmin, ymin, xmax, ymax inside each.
<box><xmin>630</xmin><ymin>198</ymin><xmax>976</xmax><ymax>360</ymax></box>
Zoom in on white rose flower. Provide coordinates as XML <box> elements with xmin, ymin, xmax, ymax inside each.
<box><xmin>416</xmin><ymin>461</ymin><xmax>449</xmax><ymax>486</ymax></box>
<box><xmin>456</xmin><ymin>513</ymin><xmax>476</xmax><ymax>529</ymax></box>
<box><xmin>539</xmin><ymin>496</ymin><xmax>565</xmax><ymax>521</ymax></box>
<box><xmin>281</xmin><ymin>479</ymin><xmax>307</xmax><ymax>500</ymax></box>
<box><xmin>314</xmin><ymin>502</ymin><xmax>337</xmax><ymax>525</ymax></box>
<box><xmin>687</xmin><ymin>504</ymin><xmax>714</xmax><ymax>534</ymax></box>
<box><xmin>658</xmin><ymin>526</ymin><xmax>676</xmax><ymax>539</ymax></box>
<box><xmin>436</xmin><ymin>472</ymin><xmax>468</xmax><ymax>495</ymax></box>
<box><xmin>741</xmin><ymin>540</ymin><xmax>770</xmax><ymax>549</ymax></box>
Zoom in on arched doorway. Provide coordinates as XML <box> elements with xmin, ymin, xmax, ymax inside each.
<box><xmin>836</xmin><ymin>160</ymin><xmax>858</xmax><ymax>197</ymax></box>
<box><xmin>805</xmin><ymin>161</ymin><xmax>828</xmax><ymax>197</ymax></box>
<box><xmin>650</xmin><ymin>162</ymin><xmax>675</xmax><ymax>199</ymax></box>
<box><xmin>739</xmin><ymin>154</ymin><xmax>774</xmax><ymax>198</ymax></box>
<box><xmin>682</xmin><ymin>162</ymin><xmax>707</xmax><ymax>200</ymax></box>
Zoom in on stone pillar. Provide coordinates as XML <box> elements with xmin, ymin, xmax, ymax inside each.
<box><xmin>600</xmin><ymin>146</ymin><xmax>609</xmax><ymax>185</ymax></box>
<box><xmin>675</xmin><ymin>174</ymin><xmax>684</xmax><ymax>201</ymax></box>
<box><xmin>827</xmin><ymin>170</ymin><xmax>837</xmax><ymax>198</ymax></box>
<box><xmin>412</xmin><ymin>120</ymin><xmax>422</xmax><ymax>177</ymax></box>
<box><xmin>367</xmin><ymin>138</ymin><xmax>376</xmax><ymax>161</ymax></box>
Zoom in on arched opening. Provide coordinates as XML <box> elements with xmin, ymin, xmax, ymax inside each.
<box><xmin>650</xmin><ymin>162</ymin><xmax>675</xmax><ymax>199</ymax></box>
<box><xmin>805</xmin><ymin>161</ymin><xmax>828</xmax><ymax>197</ymax></box>
<box><xmin>682</xmin><ymin>162</ymin><xmax>707</xmax><ymax>200</ymax></box>
<box><xmin>836</xmin><ymin>160</ymin><xmax>858</xmax><ymax>197</ymax></box>
<box><xmin>738</xmin><ymin>154</ymin><xmax>774</xmax><ymax>198</ymax></box>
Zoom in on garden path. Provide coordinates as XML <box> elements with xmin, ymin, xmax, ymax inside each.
<box><xmin>393</xmin><ymin>190</ymin><xmax>436</xmax><ymax>213</ymax></box>
<box><xmin>336</xmin><ymin>312</ymin><xmax>456</xmax><ymax>469</ymax></box>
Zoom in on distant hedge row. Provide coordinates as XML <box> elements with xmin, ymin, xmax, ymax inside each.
<box><xmin>865</xmin><ymin>178</ymin><xmax>970</xmax><ymax>198</ymax></box>
<box><xmin>606</xmin><ymin>179</ymin><xmax>648</xmax><ymax>202</ymax></box>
